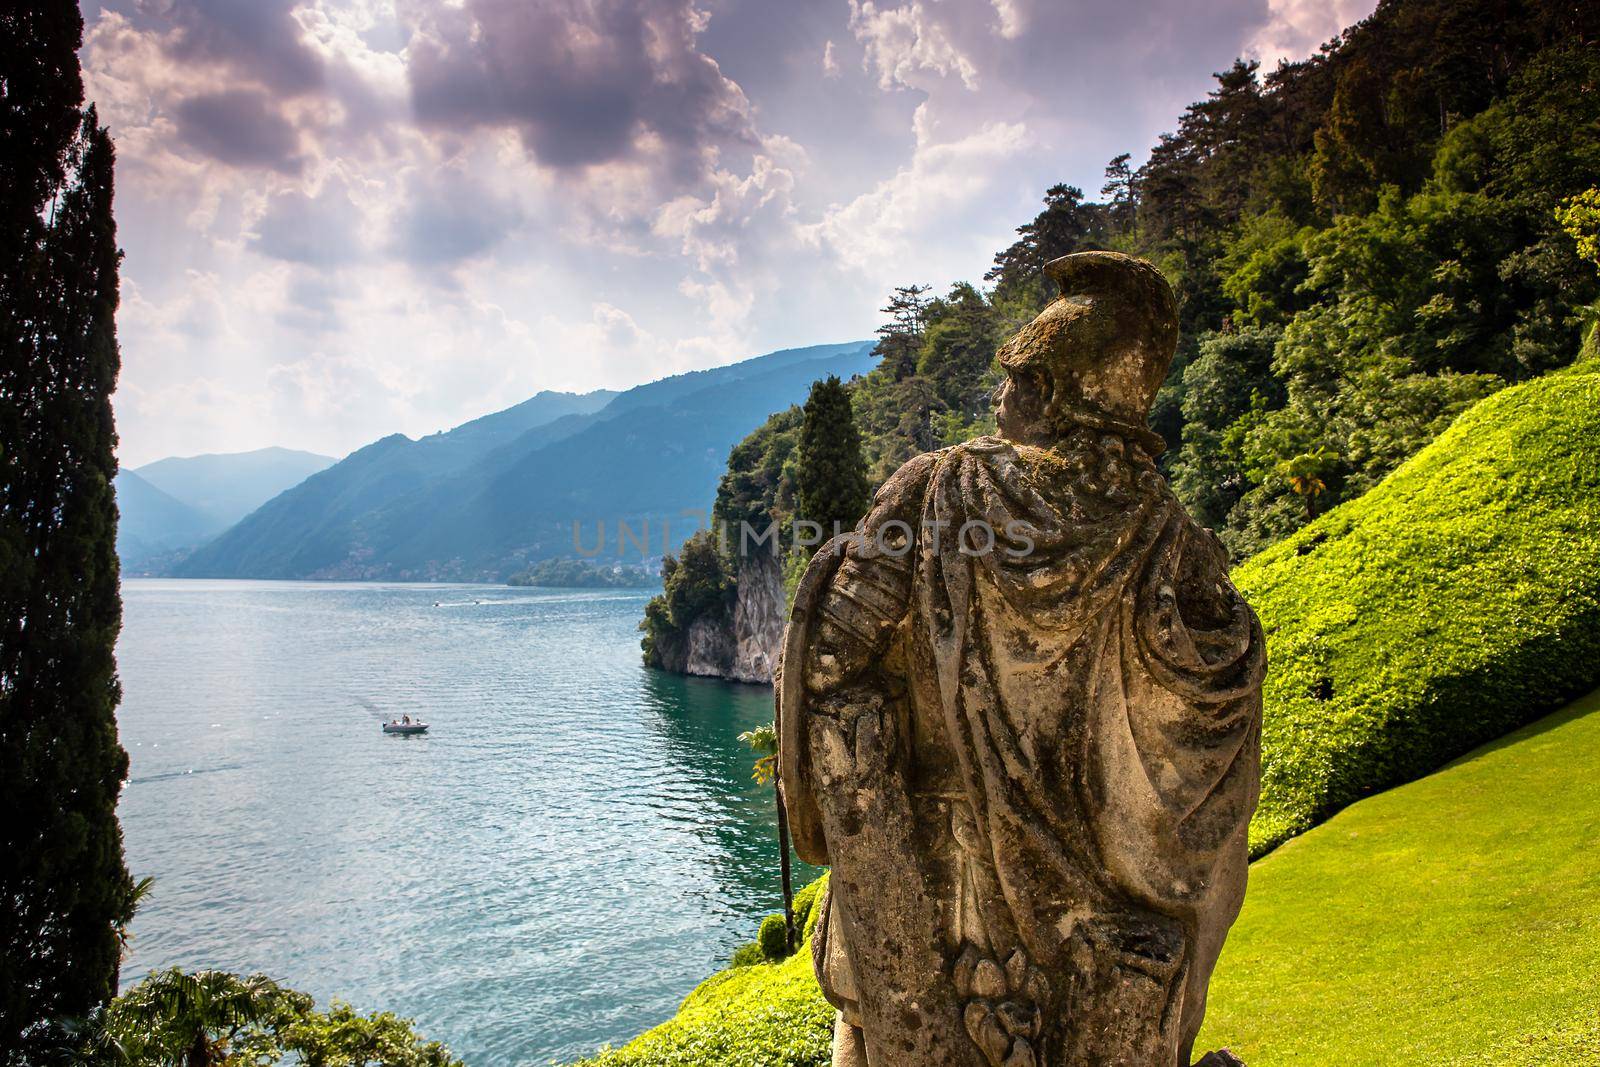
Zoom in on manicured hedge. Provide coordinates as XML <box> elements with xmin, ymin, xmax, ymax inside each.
<box><xmin>1240</xmin><ymin>371</ymin><xmax>1600</xmax><ymax>854</ymax></box>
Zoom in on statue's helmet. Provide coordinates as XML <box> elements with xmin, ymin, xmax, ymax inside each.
<box><xmin>997</xmin><ymin>251</ymin><xmax>1179</xmax><ymax>429</ymax></box>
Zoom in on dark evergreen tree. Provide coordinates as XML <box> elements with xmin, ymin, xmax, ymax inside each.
<box><xmin>1101</xmin><ymin>153</ymin><xmax>1138</xmax><ymax>237</ymax></box>
<box><xmin>873</xmin><ymin>284</ymin><xmax>931</xmax><ymax>381</ymax></box>
<box><xmin>916</xmin><ymin>283</ymin><xmax>1004</xmax><ymax>416</ymax></box>
<box><xmin>1</xmin><ymin>3</ymin><xmax>134</xmax><ymax>1051</ymax></box>
<box><xmin>796</xmin><ymin>376</ymin><xmax>870</xmax><ymax>545</ymax></box>
<box><xmin>985</xmin><ymin>184</ymin><xmax>1107</xmax><ymax>303</ymax></box>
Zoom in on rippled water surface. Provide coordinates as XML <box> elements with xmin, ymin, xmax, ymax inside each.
<box><xmin>116</xmin><ymin>580</ymin><xmax>811</xmax><ymax>1065</ymax></box>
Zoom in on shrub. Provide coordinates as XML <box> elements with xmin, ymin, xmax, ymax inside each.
<box><xmin>1242</xmin><ymin>371</ymin><xmax>1600</xmax><ymax>854</ymax></box>
<box><xmin>571</xmin><ymin>948</ymin><xmax>832</xmax><ymax>1067</ymax></box>
<box><xmin>789</xmin><ymin>875</ymin><xmax>826</xmax><ymax>939</ymax></box>
<box><xmin>757</xmin><ymin>915</ymin><xmax>790</xmax><ymax>962</ymax></box>
<box><xmin>571</xmin><ymin>878</ymin><xmax>833</xmax><ymax>1066</ymax></box>
<box><xmin>94</xmin><ymin>969</ymin><xmax>462</xmax><ymax>1067</ymax></box>
<box><xmin>728</xmin><ymin>942</ymin><xmax>765</xmax><ymax>969</ymax></box>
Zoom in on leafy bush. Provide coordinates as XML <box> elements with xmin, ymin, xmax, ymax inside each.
<box><xmin>757</xmin><ymin>915</ymin><xmax>789</xmax><ymax>963</ymax></box>
<box><xmin>1242</xmin><ymin>371</ymin><xmax>1600</xmax><ymax>854</ymax></box>
<box><xmin>573</xmin><ymin>944</ymin><xmax>831</xmax><ymax>1067</ymax></box>
<box><xmin>82</xmin><ymin>968</ymin><xmax>462</xmax><ymax>1067</ymax></box>
<box><xmin>728</xmin><ymin>942</ymin><xmax>765</xmax><ymax>969</ymax></box>
<box><xmin>789</xmin><ymin>875</ymin><xmax>826</xmax><ymax>939</ymax></box>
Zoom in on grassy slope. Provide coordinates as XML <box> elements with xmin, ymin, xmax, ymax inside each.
<box><xmin>576</xmin><ymin>945</ymin><xmax>833</xmax><ymax>1067</ymax></box>
<box><xmin>1199</xmin><ymin>687</ymin><xmax>1600</xmax><ymax>1064</ymax></box>
<box><xmin>575</xmin><ymin>883</ymin><xmax>834</xmax><ymax>1067</ymax></box>
<box><xmin>1238</xmin><ymin>371</ymin><xmax>1600</xmax><ymax>854</ymax></box>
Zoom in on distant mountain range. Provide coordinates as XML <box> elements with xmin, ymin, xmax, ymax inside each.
<box><xmin>115</xmin><ymin>447</ymin><xmax>337</xmax><ymax>573</ymax></box>
<box><xmin>160</xmin><ymin>341</ymin><xmax>874</xmax><ymax>580</ymax></box>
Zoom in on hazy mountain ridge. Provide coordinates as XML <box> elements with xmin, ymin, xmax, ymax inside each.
<box><xmin>135</xmin><ymin>447</ymin><xmax>339</xmax><ymax>528</ymax></box>
<box><xmin>174</xmin><ymin>342</ymin><xmax>876</xmax><ymax>580</ymax></box>
<box><xmin>114</xmin><ymin>470</ymin><xmax>219</xmax><ymax>570</ymax></box>
<box><xmin>116</xmin><ymin>447</ymin><xmax>338</xmax><ymax>573</ymax></box>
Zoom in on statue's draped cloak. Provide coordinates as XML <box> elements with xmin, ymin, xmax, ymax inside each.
<box><xmin>780</xmin><ymin>434</ymin><xmax>1263</xmax><ymax>1064</ymax></box>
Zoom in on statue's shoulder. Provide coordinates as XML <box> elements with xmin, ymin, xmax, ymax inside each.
<box><xmin>947</xmin><ymin>434</ymin><xmax>1013</xmax><ymax>458</ymax></box>
<box><xmin>871</xmin><ymin>447</ymin><xmax>948</xmax><ymax>511</ymax></box>
<box><xmin>944</xmin><ymin>435</ymin><xmax>1028</xmax><ymax>468</ymax></box>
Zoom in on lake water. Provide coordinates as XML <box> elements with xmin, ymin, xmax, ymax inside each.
<box><xmin>115</xmin><ymin>580</ymin><xmax>811</xmax><ymax>1065</ymax></box>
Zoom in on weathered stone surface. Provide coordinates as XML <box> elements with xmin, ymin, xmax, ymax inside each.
<box><xmin>779</xmin><ymin>252</ymin><xmax>1265</xmax><ymax>1067</ymax></box>
<box><xmin>681</xmin><ymin>613</ymin><xmax>735</xmax><ymax>678</ymax></box>
<box><xmin>728</xmin><ymin>553</ymin><xmax>786</xmax><ymax>683</ymax></box>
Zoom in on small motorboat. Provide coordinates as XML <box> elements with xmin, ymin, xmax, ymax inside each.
<box><xmin>382</xmin><ymin>720</ymin><xmax>429</xmax><ymax>735</ymax></box>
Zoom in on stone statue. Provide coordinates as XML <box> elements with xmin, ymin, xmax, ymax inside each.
<box><xmin>777</xmin><ymin>252</ymin><xmax>1263</xmax><ymax>1067</ymax></box>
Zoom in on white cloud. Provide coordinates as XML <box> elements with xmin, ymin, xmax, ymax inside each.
<box><xmin>989</xmin><ymin>0</ymin><xmax>1025</xmax><ymax>40</ymax></box>
<box><xmin>823</xmin><ymin>40</ymin><xmax>841</xmax><ymax>78</ymax></box>
<box><xmin>803</xmin><ymin>109</ymin><xmax>1028</xmax><ymax>277</ymax></box>
<box><xmin>1246</xmin><ymin>0</ymin><xmax>1378</xmax><ymax>68</ymax></box>
<box><xmin>848</xmin><ymin>1</ymin><xmax>981</xmax><ymax>91</ymax></box>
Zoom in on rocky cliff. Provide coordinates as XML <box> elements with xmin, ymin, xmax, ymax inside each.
<box><xmin>726</xmin><ymin>554</ymin><xmax>786</xmax><ymax>683</ymax></box>
<box><xmin>652</xmin><ymin>554</ymin><xmax>786</xmax><ymax>684</ymax></box>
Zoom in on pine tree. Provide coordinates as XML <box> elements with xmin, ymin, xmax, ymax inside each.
<box><xmin>984</xmin><ymin>184</ymin><xmax>1106</xmax><ymax>301</ymax></box>
<box><xmin>874</xmin><ymin>284</ymin><xmax>931</xmax><ymax>381</ymax></box>
<box><xmin>1101</xmin><ymin>153</ymin><xmax>1138</xmax><ymax>238</ymax></box>
<box><xmin>1</xmin><ymin>3</ymin><xmax>134</xmax><ymax>1050</ymax></box>
<box><xmin>796</xmin><ymin>376</ymin><xmax>870</xmax><ymax>546</ymax></box>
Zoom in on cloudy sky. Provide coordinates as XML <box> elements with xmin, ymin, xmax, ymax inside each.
<box><xmin>85</xmin><ymin>0</ymin><xmax>1375</xmax><ymax>466</ymax></box>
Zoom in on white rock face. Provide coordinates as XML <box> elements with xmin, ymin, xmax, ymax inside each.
<box><xmin>653</xmin><ymin>552</ymin><xmax>786</xmax><ymax>683</ymax></box>
<box><xmin>728</xmin><ymin>553</ymin><xmax>786</xmax><ymax>684</ymax></box>
<box><xmin>682</xmin><ymin>613</ymin><xmax>736</xmax><ymax>677</ymax></box>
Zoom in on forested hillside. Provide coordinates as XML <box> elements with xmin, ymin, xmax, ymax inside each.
<box><xmin>688</xmin><ymin>0</ymin><xmax>1599</xmax><ymax>585</ymax></box>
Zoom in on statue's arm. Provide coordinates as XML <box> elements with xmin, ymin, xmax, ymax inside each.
<box><xmin>778</xmin><ymin>450</ymin><xmax>938</xmax><ymax>865</ymax></box>
<box><xmin>801</xmin><ymin>451</ymin><xmax>937</xmax><ymax>694</ymax></box>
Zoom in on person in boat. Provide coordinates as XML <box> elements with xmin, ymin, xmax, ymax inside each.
<box><xmin>401</xmin><ymin>715</ymin><xmax>411</xmax><ymax>724</ymax></box>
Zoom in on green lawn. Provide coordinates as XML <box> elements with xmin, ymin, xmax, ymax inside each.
<box><xmin>1199</xmin><ymin>687</ymin><xmax>1600</xmax><ymax>1064</ymax></box>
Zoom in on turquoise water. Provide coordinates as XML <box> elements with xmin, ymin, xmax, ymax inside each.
<box><xmin>115</xmin><ymin>580</ymin><xmax>811</xmax><ymax>1065</ymax></box>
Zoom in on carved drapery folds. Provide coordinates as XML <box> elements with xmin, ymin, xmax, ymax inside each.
<box><xmin>779</xmin><ymin>253</ymin><xmax>1263</xmax><ymax>1067</ymax></box>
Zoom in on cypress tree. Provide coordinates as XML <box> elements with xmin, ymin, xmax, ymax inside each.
<box><xmin>796</xmin><ymin>376</ymin><xmax>870</xmax><ymax>546</ymax></box>
<box><xmin>1</xmin><ymin>3</ymin><xmax>134</xmax><ymax>1051</ymax></box>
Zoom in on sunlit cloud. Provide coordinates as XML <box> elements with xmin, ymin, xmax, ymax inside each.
<box><xmin>82</xmin><ymin>0</ymin><xmax>1376</xmax><ymax>466</ymax></box>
